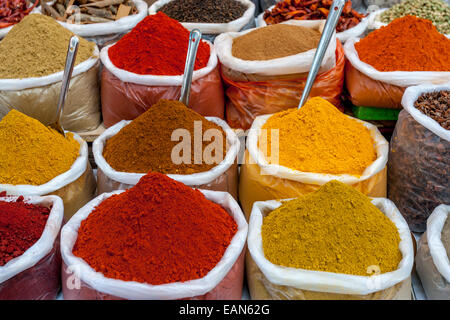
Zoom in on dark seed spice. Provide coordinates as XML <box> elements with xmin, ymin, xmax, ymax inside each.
<box><xmin>414</xmin><ymin>91</ymin><xmax>450</xmax><ymax>130</ymax></box>
<box><xmin>158</xmin><ymin>0</ymin><xmax>248</xmax><ymax>23</ymax></box>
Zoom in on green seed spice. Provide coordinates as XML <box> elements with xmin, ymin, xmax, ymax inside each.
<box><xmin>380</xmin><ymin>0</ymin><xmax>450</xmax><ymax>34</ymax></box>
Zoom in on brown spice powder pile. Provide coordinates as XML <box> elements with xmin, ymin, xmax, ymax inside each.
<box><xmin>443</xmin><ymin>217</ymin><xmax>450</xmax><ymax>259</ymax></box>
<box><xmin>232</xmin><ymin>24</ymin><xmax>321</xmax><ymax>61</ymax></box>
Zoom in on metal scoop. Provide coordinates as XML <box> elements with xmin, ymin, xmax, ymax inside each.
<box><xmin>48</xmin><ymin>36</ymin><xmax>79</xmax><ymax>137</ymax></box>
<box><xmin>179</xmin><ymin>29</ymin><xmax>202</xmax><ymax>106</ymax></box>
<box><xmin>298</xmin><ymin>0</ymin><xmax>345</xmax><ymax>109</ymax></box>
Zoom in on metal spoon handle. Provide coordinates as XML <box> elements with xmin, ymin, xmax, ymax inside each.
<box><xmin>56</xmin><ymin>36</ymin><xmax>79</xmax><ymax>124</ymax></box>
<box><xmin>179</xmin><ymin>29</ymin><xmax>202</xmax><ymax>106</ymax></box>
<box><xmin>298</xmin><ymin>0</ymin><xmax>345</xmax><ymax>109</ymax></box>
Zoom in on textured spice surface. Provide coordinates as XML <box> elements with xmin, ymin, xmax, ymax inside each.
<box><xmin>73</xmin><ymin>172</ymin><xmax>238</xmax><ymax>285</ymax></box>
<box><xmin>0</xmin><ymin>14</ymin><xmax>94</xmax><ymax>79</ymax></box>
<box><xmin>103</xmin><ymin>100</ymin><xmax>227</xmax><ymax>174</ymax></box>
<box><xmin>0</xmin><ymin>196</ymin><xmax>50</xmax><ymax>266</ymax></box>
<box><xmin>159</xmin><ymin>0</ymin><xmax>247</xmax><ymax>23</ymax></box>
<box><xmin>414</xmin><ymin>90</ymin><xmax>449</xmax><ymax>130</ymax></box>
<box><xmin>109</xmin><ymin>12</ymin><xmax>210</xmax><ymax>75</ymax></box>
<box><xmin>262</xmin><ymin>181</ymin><xmax>402</xmax><ymax>275</ymax></box>
<box><xmin>232</xmin><ymin>24</ymin><xmax>321</xmax><ymax>61</ymax></box>
<box><xmin>355</xmin><ymin>15</ymin><xmax>450</xmax><ymax>72</ymax></box>
<box><xmin>0</xmin><ymin>110</ymin><xmax>80</xmax><ymax>185</ymax></box>
<box><xmin>261</xmin><ymin>97</ymin><xmax>377</xmax><ymax>176</ymax></box>
<box><xmin>443</xmin><ymin>217</ymin><xmax>450</xmax><ymax>259</ymax></box>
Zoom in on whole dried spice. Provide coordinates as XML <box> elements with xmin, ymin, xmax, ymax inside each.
<box><xmin>0</xmin><ymin>0</ymin><xmax>38</xmax><ymax>28</ymax></box>
<box><xmin>232</xmin><ymin>24</ymin><xmax>321</xmax><ymax>61</ymax></box>
<box><xmin>263</xmin><ymin>0</ymin><xmax>365</xmax><ymax>32</ymax></box>
<box><xmin>414</xmin><ymin>91</ymin><xmax>449</xmax><ymax>130</ymax></box>
<box><xmin>158</xmin><ymin>0</ymin><xmax>248</xmax><ymax>23</ymax></box>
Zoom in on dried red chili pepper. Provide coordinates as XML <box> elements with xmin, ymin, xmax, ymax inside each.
<box><xmin>0</xmin><ymin>0</ymin><xmax>38</xmax><ymax>28</ymax></box>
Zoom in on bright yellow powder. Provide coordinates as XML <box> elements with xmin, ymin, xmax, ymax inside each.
<box><xmin>0</xmin><ymin>110</ymin><xmax>80</xmax><ymax>185</ymax></box>
<box><xmin>261</xmin><ymin>97</ymin><xmax>377</xmax><ymax>176</ymax></box>
<box><xmin>262</xmin><ymin>180</ymin><xmax>402</xmax><ymax>276</ymax></box>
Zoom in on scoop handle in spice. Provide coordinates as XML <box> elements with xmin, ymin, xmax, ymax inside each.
<box><xmin>179</xmin><ymin>29</ymin><xmax>202</xmax><ymax>107</ymax></box>
<box><xmin>50</xmin><ymin>36</ymin><xmax>79</xmax><ymax>137</ymax></box>
<box><xmin>298</xmin><ymin>0</ymin><xmax>345</xmax><ymax>109</ymax></box>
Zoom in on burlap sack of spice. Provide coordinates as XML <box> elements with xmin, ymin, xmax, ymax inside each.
<box><xmin>0</xmin><ymin>196</ymin><xmax>63</xmax><ymax>300</ymax></box>
<box><xmin>61</xmin><ymin>189</ymin><xmax>247</xmax><ymax>300</ymax></box>
<box><xmin>246</xmin><ymin>198</ymin><xmax>414</xmax><ymax>300</ymax></box>
<box><xmin>388</xmin><ymin>84</ymin><xmax>450</xmax><ymax>232</ymax></box>
<box><xmin>100</xmin><ymin>41</ymin><xmax>225</xmax><ymax>127</ymax></box>
<box><xmin>416</xmin><ymin>205</ymin><xmax>450</xmax><ymax>300</ymax></box>
<box><xmin>93</xmin><ymin>117</ymin><xmax>240</xmax><ymax>199</ymax></box>
<box><xmin>0</xmin><ymin>134</ymin><xmax>97</xmax><ymax>221</ymax></box>
<box><xmin>239</xmin><ymin>114</ymin><xmax>388</xmax><ymax>220</ymax></box>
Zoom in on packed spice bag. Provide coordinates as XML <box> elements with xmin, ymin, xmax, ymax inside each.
<box><xmin>101</xmin><ymin>12</ymin><xmax>224</xmax><ymax>127</ymax></box>
<box><xmin>388</xmin><ymin>84</ymin><xmax>449</xmax><ymax>232</ymax></box>
<box><xmin>239</xmin><ymin>97</ymin><xmax>388</xmax><ymax>219</ymax></box>
<box><xmin>0</xmin><ymin>14</ymin><xmax>101</xmax><ymax>133</ymax></box>
<box><xmin>246</xmin><ymin>181</ymin><xmax>414</xmax><ymax>300</ymax></box>
<box><xmin>93</xmin><ymin>100</ymin><xmax>240</xmax><ymax>198</ymax></box>
<box><xmin>61</xmin><ymin>173</ymin><xmax>248</xmax><ymax>300</ymax></box>
<box><xmin>0</xmin><ymin>195</ymin><xmax>64</xmax><ymax>300</ymax></box>
<box><xmin>345</xmin><ymin>15</ymin><xmax>450</xmax><ymax>109</ymax></box>
<box><xmin>214</xmin><ymin>20</ymin><xmax>344</xmax><ymax>129</ymax></box>
<box><xmin>416</xmin><ymin>205</ymin><xmax>450</xmax><ymax>300</ymax></box>
<box><xmin>149</xmin><ymin>0</ymin><xmax>256</xmax><ymax>42</ymax></box>
<box><xmin>0</xmin><ymin>110</ymin><xmax>96</xmax><ymax>221</ymax></box>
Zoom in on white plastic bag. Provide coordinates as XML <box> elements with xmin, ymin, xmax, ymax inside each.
<box><xmin>256</xmin><ymin>5</ymin><xmax>368</xmax><ymax>43</ymax></box>
<box><xmin>247</xmin><ymin>197</ymin><xmax>414</xmax><ymax>299</ymax></box>
<box><xmin>0</xmin><ymin>46</ymin><xmax>101</xmax><ymax>133</ymax></box>
<box><xmin>214</xmin><ymin>20</ymin><xmax>336</xmax><ymax>76</ymax></box>
<box><xmin>416</xmin><ymin>205</ymin><xmax>450</xmax><ymax>300</ymax></box>
<box><xmin>0</xmin><ymin>195</ymin><xmax>64</xmax><ymax>300</ymax></box>
<box><xmin>0</xmin><ymin>133</ymin><xmax>96</xmax><ymax>220</ymax></box>
<box><xmin>61</xmin><ymin>189</ymin><xmax>248</xmax><ymax>300</ymax></box>
<box><xmin>93</xmin><ymin>117</ymin><xmax>240</xmax><ymax>199</ymax></box>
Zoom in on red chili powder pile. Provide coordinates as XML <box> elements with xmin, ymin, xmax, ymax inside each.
<box><xmin>355</xmin><ymin>15</ymin><xmax>450</xmax><ymax>72</ymax></box>
<box><xmin>0</xmin><ymin>195</ymin><xmax>50</xmax><ymax>266</ymax></box>
<box><xmin>108</xmin><ymin>12</ymin><xmax>211</xmax><ymax>75</ymax></box>
<box><xmin>73</xmin><ymin>172</ymin><xmax>238</xmax><ymax>285</ymax></box>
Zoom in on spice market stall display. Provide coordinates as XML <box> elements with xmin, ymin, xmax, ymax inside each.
<box><xmin>0</xmin><ymin>110</ymin><xmax>96</xmax><ymax>221</ymax></box>
<box><xmin>256</xmin><ymin>0</ymin><xmax>368</xmax><ymax>43</ymax></box>
<box><xmin>41</xmin><ymin>0</ymin><xmax>148</xmax><ymax>48</ymax></box>
<box><xmin>239</xmin><ymin>97</ymin><xmax>388</xmax><ymax>219</ymax></box>
<box><xmin>93</xmin><ymin>100</ymin><xmax>240</xmax><ymax>198</ymax></box>
<box><xmin>246</xmin><ymin>181</ymin><xmax>414</xmax><ymax>300</ymax></box>
<box><xmin>388</xmin><ymin>84</ymin><xmax>449</xmax><ymax>233</ymax></box>
<box><xmin>0</xmin><ymin>195</ymin><xmax>63</xmax><ymax>300</ymax></box>
<box><xmin>416</xmin><ymin>205</ymin><xmax>450</xmax><ymax>300</ymax></box>
<box><xmin>0</xmin><ymin>0</ymin><xmax>40</xmax><ymax>39</ymax></box>
<box><xmin>344</xmin><ymin>15</ymin><xmax>450</xmax><ymax>110</ymax></box>
<box><xmin>149</xmin><ymin>0</ymin><xmax>256</xmax><ymax>42</ymax></box>
<box><xmin>215</xmin><ymin>20</ymin><xmax>345</xmax><ymax>129</ymax></box>
<box><xmin>61</xmin><ymin>172</ymin><xmax>248</xmax><ymax>300</ymax></box>
<box><xmin>100</xmin><ymin>12</ymin><xmax>224</xmax><ymax>127</ymax></box>
<box><xmin>0</xmin><ymin>14</ymin><xmax>101</xmax><ymax>133</ymax></box>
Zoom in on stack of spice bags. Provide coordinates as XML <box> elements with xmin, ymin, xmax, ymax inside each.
<box><xmin>0</xmin><ymin>195</ymin><xmax>64</xmax><ymax>300</ymax></box>
<box><xmin>388</xmin><ymin>84</ymin><xmax>449</xmax><ymax>232</ymax></box>
<box><xmin>93</xmin><ymin>100</ymin><xmax>240</xmax><ymax>198</ymax></box>
<box><xmin>416</xmin><ymin>205</ymin><xmax>450</xmax><ymax>300</ymax></box>
<box><xmin>215</xmin><ymin>20</ymin><xmax>345</xmax><ymax>129</ymax></box>
<box><xmin>0</xmin><ymin>110</ymin><xmax>96</xmax><ymax>220</ymax></box>
<box><xmin>247</xmin><ymin>181</ymin><xmax>414</xmax><ymax>299</ymax></box>
<box><xmin>240</xmin><ymin>97</ymin><xmax>388</xmax><ymax>219</ymax></box>
<box><xmin>61</xmin><ymin>172</ymin><xmax>248</xmax><ymax>300</ymax></box>
<box><xmin>149</xmin><ymin>0</ymin><xmax>256</xmax><ymax>42</ymax></box>
<box><xmin>100</xmin><ymin>12</ymin><xmax>224</xmax><ymax>127</ymax></box>
<box><xmin>0</xmin><ymin>14</ymin><xmax>101</xmax><ymax>133</ymax></box>
<box><xmin>345</xmin><ymin>15</ymin><xmax>450</xmax><ymax>110</ymax></box>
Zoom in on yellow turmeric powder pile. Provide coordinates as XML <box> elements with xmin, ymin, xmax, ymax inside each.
<box><xmin>262</xmin><ymin>181</ymin><xmax>402</xmax><ymax>275</ymax></box>
<box><xmin>0</xmin><ymin>110</ymin><xmax>80</xmax><ymax>185</ymax></box>
<box><xmin>261</xmin><ymin>97</ymin><xmax>377</xmax><ymax>176</ymax></box>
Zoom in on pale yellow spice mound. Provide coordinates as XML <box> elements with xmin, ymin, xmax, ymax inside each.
<box><xmin>262</xmin><ymin>180</ymin><xmax>402</xmax><ymax>275</ymax></box>
<box><xmin>0</xmin><ymin>110</ymin><xmax>80</xmax><ymax>185</ymax></box>
<box><xmin>261</xmin><ymin>97</ymin><xmax>377</xmax><ymax>176</ymax></box>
